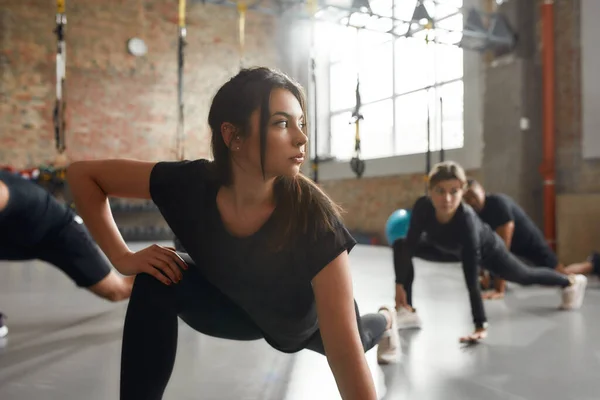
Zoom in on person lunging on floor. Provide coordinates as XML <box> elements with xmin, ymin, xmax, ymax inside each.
<box><xmin>0</xmin><ymin>170</ymin><xmax>134</xmax><ymax>338</ymax></box>
<box><xmin>393</xmin><ymin>161</ymin><xmax>587</xmax><ymax>340</ymax></box>
<box><xmin>464</xmin><ymin>179</ymin><xmax>599</xmax><ymax>299</ymax></box>
<box><xmin>67</xmin><ymin>67</ymin><xmax>401</xmax><ymax>400</ymax></box>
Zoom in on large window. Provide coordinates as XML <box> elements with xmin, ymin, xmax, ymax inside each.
<box><xmin>320</xmin><ymin>0</ymin><xmax>464</xmax><ymax>161</ymax></box>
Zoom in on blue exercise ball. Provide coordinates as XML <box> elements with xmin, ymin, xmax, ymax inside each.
<box><xmin>385</xmin><ymin>209</ymin><xmax>411</xmax><ymax>245</ymax></box>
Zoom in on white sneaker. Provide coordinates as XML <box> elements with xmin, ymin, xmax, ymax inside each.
<box><xmin>396</xmin><ymin>307</ymin><xmax>422</xmax><ymax>330</ymax></box>
<box><xmin>377</xmin><ymin>305</ymin><xmax>401</xmax><ymax>365</ymax></box>
<box><xmin>561</xmin><ymin>274</ymin><xmax>588</xmax><ymax>310</ymax></box>
<box><xmin>0</xmin><ymin>314</ymin><xmax>7</xmax><ymax>338</ymax></box>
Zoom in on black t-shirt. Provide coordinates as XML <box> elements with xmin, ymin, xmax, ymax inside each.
<box><xmin>402</xmin><ymin>196</ymin><xmax>504</xmax><ymax>329</ymax></box>
<box><xmin>149</xmin><ymin>159</ymin><xmax>357</xmax><ymax>353</ymax></box>
<box><xmin>0</xmin><ymin>171</ymin><xmax>73</xmax><ymax>254</ymax></box>
<box><xmin>477</xmin><ymin>193</ymin><xmax>546</xmax><ymax>252</ymax></box>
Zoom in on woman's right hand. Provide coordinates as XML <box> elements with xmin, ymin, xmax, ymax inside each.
<box><xmin>112</xmin><ymin>244</ymin><xmax>188</xmax><ymax>285</ymax></box>
<box><xmin>459</xmin><ymin>328</ymin><xmax>487</xmax><ymax>344</ymax></box>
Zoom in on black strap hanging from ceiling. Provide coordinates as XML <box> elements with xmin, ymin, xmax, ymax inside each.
<box><xmin>349</xmin><ymin>78</ymin><xmax>365</xmax><ymax>178</ymax></box>
<box><xmin>53</xmin><ymin>0</ymin><xmax>67</xmax><ymax>154</ymax></box>
<box><xmin>176</xmin><ymin>0</ymin><xmax>187</xmax><ymax>161</ymax></box>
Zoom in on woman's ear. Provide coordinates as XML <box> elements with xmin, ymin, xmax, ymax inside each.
<box><xmin>220</xmin><ymin>123</ymin><xmax>242</xmax><ymax>151</ymax></box>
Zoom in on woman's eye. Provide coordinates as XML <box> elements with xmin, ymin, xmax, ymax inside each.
<box><xmin>275</xmin><ymin>120</ymin><xmax>288</xmax><ymax>128</ymax></box>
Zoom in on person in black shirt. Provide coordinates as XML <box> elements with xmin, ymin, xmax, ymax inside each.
<box><xmin>0</xmin><ymin>170</ymin><xmax>135</xmax><ymax>338</ymax></box>
<box><xmin>393</xmin><ymin>161</ymin><xmax>588</xmax><ymax>343</ymax></box>
<box><xmin>464</xmin><ymin>180</ymin><xmax>599</xmax><ymax>298</ymax></box>
<box><xmin>67</xmin><ymin>67</ymin><xmax>401</xmax><ymax>400</ymax></box>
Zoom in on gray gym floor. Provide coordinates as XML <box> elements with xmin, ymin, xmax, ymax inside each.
<box><xmin>0</xmin><ymin>242</ymin><xmax>598</xmax><ymax>400</ymax></box>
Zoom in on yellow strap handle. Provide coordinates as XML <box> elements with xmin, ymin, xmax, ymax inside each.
<box><xmin>179</xmin><ymin>0</ymin><xmax>186</xmax><ymax>28</ymax></box>
<box><xmin>307</xmin><ymin>0</ymin><xmax>318</xmax><ymax>16</ymax></box>
<box><xmin>57</xmin><ymin>0</ymin><xmax>65</xmax><ymax>14</ymax></box>
<box><xmin>237</xmin><ymin>1</ymin><xmax>247</xmax><ymax>65</ymax></box>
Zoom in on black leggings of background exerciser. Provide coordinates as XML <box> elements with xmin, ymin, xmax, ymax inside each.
<box><xmin>392</xmin><ymin>239</ymin><xmax>570</xmax><ymax>307</ymax></box>
<box><xmin>120</xmin><ymin>253</ymin><xmax>388</xmax><ymax>400</ymax></box>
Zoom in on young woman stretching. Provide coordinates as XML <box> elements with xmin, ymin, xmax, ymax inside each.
<box><xmin>393</xmin><ymin>161</ymin><xmax>588</xmax><ymax>342</ymax></box>
<box><xmin>67</xmin><ymin>67</ymin><xmax>401</xmax><ymax>400</ymax></box>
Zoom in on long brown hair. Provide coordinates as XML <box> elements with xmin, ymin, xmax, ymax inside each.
<box><xmin>208</xmin><ymin>67</ymin><xmax>343</xmax><ymax>249</ymax></box>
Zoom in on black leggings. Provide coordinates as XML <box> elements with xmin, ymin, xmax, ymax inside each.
<box><xmin>120</xmin><ymin>254</ymin><xmax>387</xmax><ymax>400</ymax></box>
<box><xmin>484</xmin><ymin>250</ymin><xmax>570</xmax><ymax>287</ymax></box>
<box><xmin>393</xmin><ymin>239</ymin><xmax>570</xmax><ymax>307</ymax></box>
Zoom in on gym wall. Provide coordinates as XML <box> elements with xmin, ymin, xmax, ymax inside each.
<box><xmin>0</xmin><ymin>0</ymin><xmax>281</xmax><ymax>167</ymax></box>
<box><xmin>313</xmin><ymin>0</ymin><xmax>600</xmax><ymax>251</ymax></box>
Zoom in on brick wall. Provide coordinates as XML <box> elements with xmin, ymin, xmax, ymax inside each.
<box><xmin>0</xmin><ymin>0</ymin><xmax>281</xmax><ymax>168</ymax></box>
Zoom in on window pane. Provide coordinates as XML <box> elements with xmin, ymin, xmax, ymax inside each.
<box><xmin>330</xmin><ymin>111</ymin><xmax>355</xmax><ymax>160</ymax></box>
<box><xmin>358</xmin><ymin>37</ymin><xmax>393</xmax><ymax>103</ymax></box>
<box><xmin>358</xmin><ymin>99</ymin><xmax>394</xmax><ymax>159</ymax></box>
<box><xmin>437</xmin><ymin>81</ymin><xmax>464</xmax><ymax>151</ymax></box>
<box><xmin>435</xmin><ymin>43</ymin><xmax>463</xmax><ymax>82</ymax></box>
<box><xmin>432</xmin><ymin>1</ymin><xmax>461</xmax><ymax>19</ymax></box>
<box><xmin>436</xmin><ymin>0</ymin><xmax>462</xmax><ymax>8</ymax></box>
<box><xmin>394</xmin><ymin>0</ymin><xmax>418</xmax><ymax>21</ymax></box>
<box><xmin>395</xmin><ymin>89</ymin><xmax>430</xmax><ymax>155</ymax></box>
<box><xmin>330</xmin><ymin>62</ymin><xmax>359</xmax><ymax>112</ymax></box>
<box><xmin>395</xmin><ymin>38</ymin><xmax>435</xmax><ymax>94</ymax></box>
<box><xmin>435</xmin><ymin>11</ymin><xmax>463</xmax><ymax>31</ymax></box>
<box><xmin>328</xmin><ymin>25</ymin><xmax>358</xmax><ymax>63</ymax></box>
<box><xmin>358</xmin><ymin>27</ymin><xmax>391</xmax><ymax>47</ymax></box>
<box><xmin>370</xmin><ymin>0</ymin><xmax>393</xmax><ymax>18</ymax></box>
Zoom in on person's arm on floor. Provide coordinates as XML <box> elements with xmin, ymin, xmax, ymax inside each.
<box><xmin>395</xmin><ymin>197</ymin><xmax>428</xmax><ymax>307</ymax></box>
<box><xmin>67</xmin><ymin>160</ymin><xmax>187</xmax><ymax>284</ymax></box>
<box><xmin>312</xmin><ymin>251</ymin><xmax>378</xmax><ymax>400</ymax></box>
<box><xmin>459</xmin><ymin>214</ymin><xmax>488</xmax><ymax>343</ymax></box>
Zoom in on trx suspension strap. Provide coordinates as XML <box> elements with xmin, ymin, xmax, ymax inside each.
<box><xmin>423</xmin><ymin>27</ymin><xmax>433</xmax><ymax>192</ymax></box>
<box><xmin>349</xmin><ymin>78</ymin><xmax>365</xmax><ymax>178</ymax></box>
<box><xmin>176</xmin><ymin>0</ymin><xmax>187</xmax><ymax>161</ymax></box>
<box><xmin>237</xmin><ymin>1</ymin><xmax>247</xmax><ymax>70</ymax></box>
<box><xmin>53</xmin><ymin>0</ymin><xmax>67</xmax><ymax>154</ymax></box>
<box><xmin>350</xmin><ymin>28</ymin><xmax>365</xmax><ymax>178</ymax></box>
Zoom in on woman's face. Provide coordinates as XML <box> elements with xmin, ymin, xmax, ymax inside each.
<box><xmin>429</xmin><ymin>179</ymin><xmax>464</xmax><ymax>217</ymax></box>
<box><xmin>232</xmin><ymin>88</ymin><xmax>307</xmax><ymax>180</ymax></box>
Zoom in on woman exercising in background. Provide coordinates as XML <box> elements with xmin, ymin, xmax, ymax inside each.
<box><xmin>393</xmin><ymin>161</ymin><xmax>588</xmax><ymax>341</ymax></box>
<box><xmin>464</xmin><ymin>179</ymin><xmax>599</xmax><ymax>298</ymax></box>
<box><xmin>0</xmin><ymin>170</ymin><xmax>134</xmax><ymax>337</ymax></box>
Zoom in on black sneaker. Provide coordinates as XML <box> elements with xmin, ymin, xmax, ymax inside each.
<box><xmin>0</xmin><ymin>313</ymin><xmax>7</xmax><ymax>338</ymax></box>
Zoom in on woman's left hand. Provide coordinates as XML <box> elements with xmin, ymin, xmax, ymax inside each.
<box><xmin>459</xmin><ymin>328</ymin><xmax>487</xmax><ymax>344</ymax></box>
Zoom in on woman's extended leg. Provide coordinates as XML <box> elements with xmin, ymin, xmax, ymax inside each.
<box><xmin>485</xmin><ymin>251</ymin><xmax>588</xmax><ymax>309</ymax></box>
<box><xmin>304</xmin><ymin>301</ymin><xmax>399</xmax><ymax>364</ymax></box>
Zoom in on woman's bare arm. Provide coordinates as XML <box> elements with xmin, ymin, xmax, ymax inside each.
<box><xmin>66</xmin><ymin>159</ymin><xmax>155</xmax><ymax>264</ymax></box>
<box><xmin>312</xmin><ymin>252</ymin><xmax>378</xmax><ymax>400</ymax></box>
